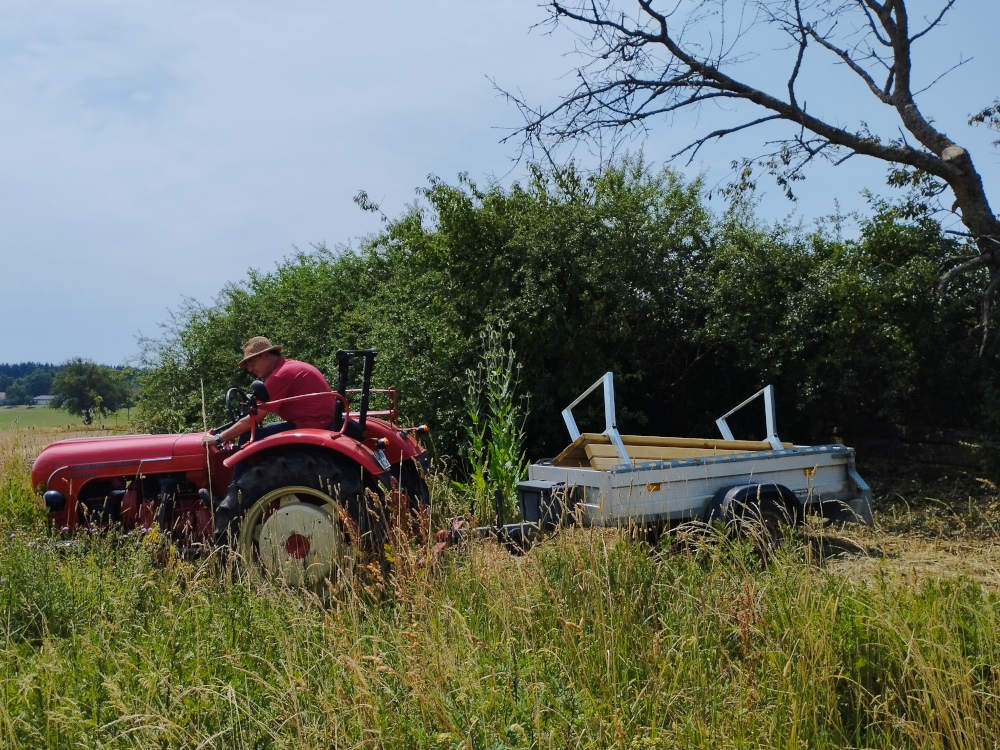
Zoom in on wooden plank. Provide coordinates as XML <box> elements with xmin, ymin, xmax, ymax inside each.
<box><xmin>584</xmin><ymin>443</ymin><xmax>747</xmax><ymax>461</ymax></box>
<box><xmin>589</xmin><ymin>457</ymin><xmax>623</xmax><ymax>472</ymax></box>
<box><xmin>578</xmin><ymin>432</ymin><xmax>792</xmax><ymax>451</ymax></box>
<box><xmin>552</xmin><ymin>433</ymin><xmax>592</xmax><ymax>467</ymax></box>
<box><xmin>556</xmin><ymin>431</ymin><xmax>793</xmax><ymax>469</ymax></box>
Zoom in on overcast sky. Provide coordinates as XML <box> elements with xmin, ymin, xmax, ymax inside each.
<box><xmin>2</xmin><ymin>1</ymin><xmax>997</xmax><ymax>365</ymax></box>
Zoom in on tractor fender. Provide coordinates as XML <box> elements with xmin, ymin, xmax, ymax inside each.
<box><xmin>355</xmin><ymin>418</ymin><xmax>426</xmax><ymax>464</ymax></box>
<box><xmin>222</xmin><ymin>429</ymin><xmax>387</xmax><ymax>479</ymax></box>
<box><xmin>702</xmin><ymin>483</ymin><xmax>801</xmax><ymax>525</ymax></box>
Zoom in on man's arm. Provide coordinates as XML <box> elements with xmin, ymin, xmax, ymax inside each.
<box><xmin>201</xmin><ymin>414</ymin><xmax>256</xmax><ymax>448</ymax></box>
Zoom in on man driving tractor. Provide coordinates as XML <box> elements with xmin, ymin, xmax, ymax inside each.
<box><xmin>202</xmin><ymin>336</ymin><xmax>336</xmax><ymax>536</ymax></box>
<box><xmin>202</xmin><ymin>336</ymin><xmax>334</xmax><ymax>448</ymax></box>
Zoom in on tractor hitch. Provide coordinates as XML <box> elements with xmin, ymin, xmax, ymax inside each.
<box><xmin>433</xmin><ymin>480</ymin><xmax>577</xmax><ymax>556</ymax></box>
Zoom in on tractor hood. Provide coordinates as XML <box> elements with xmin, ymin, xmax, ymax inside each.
<box><xmin>31</xmin><ymin>433</ymin><xmax>208</xmax><ymax>492</ymax></box>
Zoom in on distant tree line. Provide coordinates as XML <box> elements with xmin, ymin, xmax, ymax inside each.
<box><xmin>0</xmin><ymin>362</ymin><xmax>59</xmax><ymax>382</ymax></box>
<box><xmin>0</xmin><ymin>364</ymin><xmax>59</xmax><ymax>406</ymax></box>
<box><xmin>138</xmin><ymin>159</ymin><xmax>999</xmax><ymax>459</ymax></box>
<box><xmin>1</xmin><ymin>361</ymin><xmax>137</xmax><ymax>421</ymax></box>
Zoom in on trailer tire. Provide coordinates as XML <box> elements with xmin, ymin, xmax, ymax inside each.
<box><xmin>220</xmin><ymin>449</ymin><xmax>387</xmax><ymax>591</ymax></box>
<box><xmin>704</xmin><ymin>484</ymin><xmax>799</xmax><ymax>558</ymax></box>
<box><xmin>736</xmin><ymin>498</ymin><xmax>790</xmax><ymax>556</ymax></box>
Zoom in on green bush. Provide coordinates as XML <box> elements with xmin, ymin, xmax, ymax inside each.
<box><xmin>138</xmin><ymin>159</ymin><xmax>998</xmax><ymax>460</ymax></box>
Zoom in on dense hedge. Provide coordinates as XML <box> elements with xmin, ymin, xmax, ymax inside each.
<box><xmin>138</xmin><ymin>160</ymin><xmax>997</xmax><ymax>458</ymax></box>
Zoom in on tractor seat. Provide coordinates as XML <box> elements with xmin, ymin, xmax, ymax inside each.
<box><xmin>332</xmin><ymin>415</ymin><xmax>366</xmax><ymax>441</ymax></box>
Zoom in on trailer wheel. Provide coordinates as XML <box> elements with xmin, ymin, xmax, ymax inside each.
<box><xmin>705</xmin><ymin>486</ymin><xmax>798</xmax><ymax>559</ymax></box>
<box><xmin>223</xmin><ymin>450</ymin><xmax>386</xmax><ymax>591</ymax></box>
<box><xmin>731</xmin><ymin>498</ymin><xmax>791</xmax><ymax>557</ymax></box>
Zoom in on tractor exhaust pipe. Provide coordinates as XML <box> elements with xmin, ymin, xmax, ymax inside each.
<box><xmin>358</xmin><ymin>350</ymin><xmax>375</xmax><ymax>434</ymax></box>
<box><xmin>334</xmin><ymin>349</ymin><xmax>378</xmax><ymax>434</ymax></box>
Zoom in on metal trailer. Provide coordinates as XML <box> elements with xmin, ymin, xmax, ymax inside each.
<box><xmin>503</xmin><ymin>373</ymin><xmax>872</xmax><ymax>547</ymax></box>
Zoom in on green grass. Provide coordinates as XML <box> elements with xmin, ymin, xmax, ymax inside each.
<box><xmin>1</xmin><ymin>428</ymin><xmax>999</xmax><ymax>748</ymax></box>
<box><xmin>0</xmin><ymin>406</ymin><xmax>133</xmax><ymax>431</ymax></box>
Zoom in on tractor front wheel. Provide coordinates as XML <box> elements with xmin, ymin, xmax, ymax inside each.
<box><xmin>224</xmin><ymin>451</ymin><xmax>385</xmax><ymax>591</ymax></box>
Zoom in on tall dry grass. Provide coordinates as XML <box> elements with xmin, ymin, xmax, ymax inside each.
<box><xmin>0</xmin><ymin>428</ymin><xmax>998</xmax><ymax>748</ymax></box>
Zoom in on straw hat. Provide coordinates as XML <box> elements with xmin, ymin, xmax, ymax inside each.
<box><xmin>238</xmin><ymin>336</ymin><xmax>283</xmax><ymax>367</ymax></box>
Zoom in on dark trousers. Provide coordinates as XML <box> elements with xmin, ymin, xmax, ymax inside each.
<box><xmin>252</xmin><ymin>420</ymin><xmax>298</xmax><ymax>441</ymax></box>
<box><xmin>216</xmin><ymin>420</ymin><xmax>298</xmax><ymax>542</ymax></box>
<box><xmin>233</xmin><ymin>421</ymin><xmax>297</xmax><ymax>480</ymax></box>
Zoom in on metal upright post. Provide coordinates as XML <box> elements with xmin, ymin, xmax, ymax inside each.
<box><xmin>358</xmin><ymin>351</ymin><xmax>375</xmax><ymax>434</ymax></box>
<box><xmin>334</xmin><ymin>350</ymin><xmax>351</xmax><ymax>429</ymax></box>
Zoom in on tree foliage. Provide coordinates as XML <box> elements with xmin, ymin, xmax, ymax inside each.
<box><xmin>505</xmin><ymin>1</ymin><xmax>1000</xmax><ymax>314</ymax></box>
<box><xmin>3</xmin><ymin>382</ymin><xmax>31</xmax><ymax>407</ymax></box>
<box><xmin>51</xmin><ymin>359</ymin><xmax>130</xmax><ymax>423</ymax></box>
<box><xmin>0</xmin><ymin>363</ymin><xmax>58</xmax><ymax>405</ymax></box>
<box><xmin>139</xmin><ymin>160</ymin><xmax>997</xmax><ymax>459</ymax></box>
<box><xmin>697</xmin><ymin>194</ymin><xmax>992</xmax><ymax>437</ymax></box>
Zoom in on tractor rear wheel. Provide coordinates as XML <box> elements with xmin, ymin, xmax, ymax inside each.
<box><xmin>224</xmin><ymin>450</ymin><xmax>386</xmax><ymax>591</ymax></box>
<box><xmin>398</xmin><ymin>459</ymin><xmax>431</xmax><ymax>538</ymax></box>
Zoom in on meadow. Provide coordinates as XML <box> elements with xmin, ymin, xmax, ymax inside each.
<box><xmin>0</xmin><ymin>405</ymin><xmax>133</xmax><ymax>431</ymax></box>
<box><xmin>0</xmin><ymin>425</ymin><xmax>998</xmax><ymax>748</ymax></box>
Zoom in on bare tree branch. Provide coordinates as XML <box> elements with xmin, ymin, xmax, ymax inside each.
<box><xmin>939</xmin><ymin>252</ymin><xmax>991</xmax><ymax>292</ymax></box>
<box><xmin>786</xmin><ymin>0</ymin><xmax>808</xmax><ymax>109</ymax></box>
<box><xmin>855</xmin><ymin>0</ymin><xmax>893</xmax><ymax>46</ymax></box>
<box><xmin>501</xmin><ymin>0</ymin><xmax>1000</xmax><ymax>297</ymax></box>
<box><xmin>911</xmin><ymin>56</ymin><xmax>970</xmax><ymax>97</ymax></box>
<box><xmin>803</xmin><ymin>24</ymin><xmax>890</xmax><ymax>103</ymax></box>
<box><xmin>673</xmin><ymin>115</ymin><xmax>784</xmax><ymax>162</ymax></box>
<box><xmin>909</xmin><ymin>0</ymin><xmax>956</xmax><ymax>43</ymax></box>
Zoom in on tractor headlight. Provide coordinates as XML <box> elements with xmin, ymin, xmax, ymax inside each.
<box><xmin>43</xmin><ymin>491</ymin><xmax>66</xmax><ymax>512</ymax></box>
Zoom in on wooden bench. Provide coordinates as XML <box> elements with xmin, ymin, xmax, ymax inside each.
<box><xmin>552</xmin><ymin>433</ymin><xmax>793</xmax><ymax>471</ymax></box>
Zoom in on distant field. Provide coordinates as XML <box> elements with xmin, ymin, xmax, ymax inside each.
<box><xmin>0</xmin><ymin>405</ymin><xmax>133</xmax><ymax>431</ymax></box>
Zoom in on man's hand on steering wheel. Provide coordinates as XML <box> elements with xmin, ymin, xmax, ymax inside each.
<box><xmin>201</xmin><ymin>431</ymin><xmax>226</xmax><ymax>450</ymax></box>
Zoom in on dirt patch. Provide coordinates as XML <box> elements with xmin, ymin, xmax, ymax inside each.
<box><xmin>795</xmin><ymin>460</ymin><xmax>1000</xmax><ymax>590</ymax></box>
<box><xmin>804</xmin><ymin>521</ymin><xmax>1000</xmax><ymax>591</ymax></box>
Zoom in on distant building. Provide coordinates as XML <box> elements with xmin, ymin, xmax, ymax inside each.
<box><xmin>0</xmin><ymin>392</ymin><xmax>5</xmax><ymax>405</ymax></box>
<box><xmin>33</xmin><ymin>394</ymin><xmax>55</xmax><ymax>407</ymax></box>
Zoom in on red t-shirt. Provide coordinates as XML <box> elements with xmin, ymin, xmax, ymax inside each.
<box><xmin>264</xmin><ymin>357</ymin><xmax>334</xmax><ymax>428</ymax></box>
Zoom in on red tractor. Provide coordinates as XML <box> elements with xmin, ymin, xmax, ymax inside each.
<box><xmin>30</xmin><ymin>350</ymin><xmax>430</xmax><ymax>587</ymax></box>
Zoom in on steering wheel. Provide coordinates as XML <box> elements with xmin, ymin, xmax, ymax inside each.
<box><xmin>225</xmin><ymin>387</ymin><xmax>246</xmax><ymax>421</ymax></box>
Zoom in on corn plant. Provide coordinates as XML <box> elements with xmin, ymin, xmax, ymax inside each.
<box><xmin>453</xmin><ymin>322</ymin><xmax>529</xmax><ymax>521</ymax></box>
